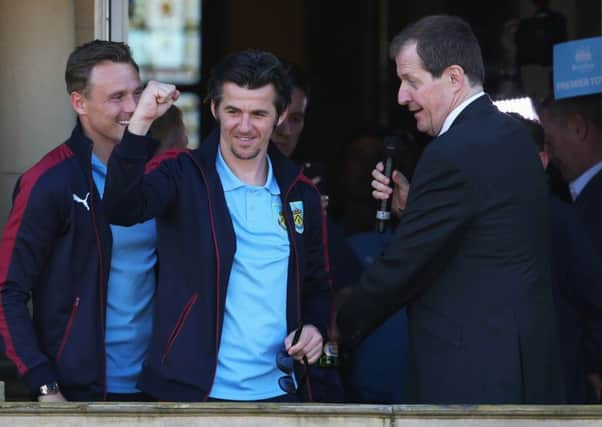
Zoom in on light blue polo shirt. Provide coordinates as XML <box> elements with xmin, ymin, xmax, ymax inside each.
<box><xmin>210</xmin><ymin>148</ymin><xmax>290</xmax><ymax>400</ymax></box>
<box><xmin>91</xmin><ymin>153</ymin><xmax>157</xmax><ymax>393</ymax></box>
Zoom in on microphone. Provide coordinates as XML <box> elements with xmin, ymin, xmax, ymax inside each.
<box><xmin>376</xmin><ymin>136</ymin><xmax>401</xmax><ymax>233</ymax></box>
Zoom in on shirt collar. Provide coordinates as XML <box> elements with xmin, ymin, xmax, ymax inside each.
<box><xmin>90</xmin><ymin>151</ymin><xmax>106</xmax><ymax>176</ymax></box>
<box><xmin>569</xmin><ymin>161</ymin><xmax>602</xmax><ymax>201</ymax></box>
<box><xmin>215</xmin><ymin>146</ymin><xmax>280</xmax><ymax>195</ymax></box>
<box><xmin>438</xmin><ymin>91</ymin><xmax>486</xmax><ymax>136</ymax></box>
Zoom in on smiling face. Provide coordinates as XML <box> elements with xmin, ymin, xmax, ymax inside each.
<box><xmin>72</xmin><ymin>61</ymin><xmax>143</xmax><ymax>149</ymax></box>
<box><xmin>212</xmin><ymin>82</ymin><xmax>285</xmax><ymax>166</ymax></box>
<box><xmin>394</xmin><ymin>42</ymin><xmax>456</xmax><ymax>136</ymax></box>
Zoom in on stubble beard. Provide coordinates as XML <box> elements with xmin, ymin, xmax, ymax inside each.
<box><xmin>231</xmin><ymin>146</ymin><xmax>261</xmax><ymax>161</ymax></box>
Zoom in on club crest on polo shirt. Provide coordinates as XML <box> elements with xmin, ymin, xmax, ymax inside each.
<box><xmin>289</xmin><ymin>201</ymin><xmax>304</xmax><ymax>234</ymax></box>
<box><xmin>274</xmin><ymin>202</ymin><xmax>287</xmax><ymax>231</ymax></box>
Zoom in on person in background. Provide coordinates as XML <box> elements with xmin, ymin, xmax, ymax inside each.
<box><xmin>510</xmin><ymin>113</ymin><xmax>602</xmax><ymax>403</ymax></box>
<box><xmin>538</xmin><ymin>94</ymin><xmax>602</xmax><ymax>254</ymax></box>
<box><xmin>271</xmin><ymin>61</ymin><xmax>355</xmax><ymax>402</ymax></box>
<box><xmin>149</xmin><ymin>104</ymin><xmax>189</xmax><ymax>155</ymax></box>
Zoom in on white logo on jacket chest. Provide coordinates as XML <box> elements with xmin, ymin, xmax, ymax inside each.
<box><xmin>72</xmin><ymin>192</ymin><xmax>90</xmax><ymax>211</ymax></box>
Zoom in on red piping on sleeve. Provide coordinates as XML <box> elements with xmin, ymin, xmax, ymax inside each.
<box><xmin>0</xmin><ymin>144</ymin><xmax>74</xmax><ymax>375</ymax></box>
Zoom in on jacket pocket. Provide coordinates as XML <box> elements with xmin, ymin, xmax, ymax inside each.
<box><xmin>162</xmin><ymin>293</ymin><xmax>198</xmax><ymax>364</ymax></box>
<box><xmin>55</xmin><ymin>297</ymin><xmax>80</xmax><ymax>362</ymax></box>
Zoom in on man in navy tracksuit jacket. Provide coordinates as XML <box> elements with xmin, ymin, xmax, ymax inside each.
<box><xmin>103</xmin><ymin>50</ymin><xmax>331</xmax><ymax>401</ymax></box>
<box><xmin>0</xmin><ymin>41</ymin><xmax>159</xmax><ymax>401</ymax></box>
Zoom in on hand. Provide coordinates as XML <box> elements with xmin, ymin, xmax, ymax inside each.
<box><xmin>129</xmin><ymin>80</ymin><xmax>180</xmax><ymax>136</ymax></box>
<box><xmin>284</xmin><ymin>324</ymin><xmax>323</xmax><ymax>364</ymax></box>
<box><xmin>588</xmin><ymin>373</ymin><xmax>602</xmax><ymax>401</ymax></box>
<box><xmin>38</xmin><ymin>390</ymin><xmax>67</xmax><ymax>402</ymax></box>
<box><xmin>371</xmin><ymin>161</ymin><xmax>410</xmax><ymax>218</ymax></box>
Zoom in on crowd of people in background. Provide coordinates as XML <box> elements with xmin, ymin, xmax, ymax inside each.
<box><xmin>0</xmin><ymin>11</ymin><xmax>601</xmax><ymax>405</ymax></box>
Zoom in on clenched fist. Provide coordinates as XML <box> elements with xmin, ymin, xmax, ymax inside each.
<box><xmin>128</xmin><ymin>80</ymin><xmax>180</xmax><ymax>136</ymax></box>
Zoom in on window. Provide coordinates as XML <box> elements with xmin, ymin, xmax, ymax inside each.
<box><xmin>127</xmin><ymin>0</ymin><xmax>202</xmax><ymax>148</ymax></box>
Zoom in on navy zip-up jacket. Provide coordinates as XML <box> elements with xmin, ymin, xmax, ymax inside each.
<box><xmin>0</xmin><ymin>125</ymin><xmax>156</xmax><ymax>400</ymax></box>
<box><xmin>104</xmin><ymin>128</ymin><xmax>331</xmax><ymax>401</ymax></box>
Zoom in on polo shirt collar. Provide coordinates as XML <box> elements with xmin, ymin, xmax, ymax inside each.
<box><xmin>216</xmin><ymin>146</ymin><xmax>280</xmax><ymax>195</ymax></box>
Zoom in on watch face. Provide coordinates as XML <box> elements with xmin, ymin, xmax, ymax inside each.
<box><xmin>40</xmin><ymin>382</ymin><xmax>59</xmax><ymax>395</ymax></box>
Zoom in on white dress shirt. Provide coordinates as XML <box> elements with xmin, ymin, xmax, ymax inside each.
<box><xmin>569</xmin><ymin>161</ymin><xmax>602</xmax><ymax>201</ymax></box>
<box><xmin>438</xmin><ymin>91</ymin><xmax>486</xmax><ymax>137</ymax></box>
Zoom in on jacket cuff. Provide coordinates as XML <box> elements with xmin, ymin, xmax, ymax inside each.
<box><xmin>22</xmin><ymin>362</ymin><xmax>58</xmax><ymax>395</ymax></box>
<box><xmin>119</xmin><ymin>128</ymin><xmax>154</xmax><ymax>159</ymax></box>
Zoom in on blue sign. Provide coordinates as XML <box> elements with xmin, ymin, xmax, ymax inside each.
<box><xmin>553</xmin><ymin>37</ymin><xmax>602</xmax><ymax>99</ymax></box>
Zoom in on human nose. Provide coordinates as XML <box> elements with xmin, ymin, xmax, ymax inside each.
<box><xmin>278</xmin><ymin>118</ymin><xmax>292</xmax><ymax>136</ymax></box>
<box><xmin>239</xmin><ymin>114</ymin><xmax>252</xmax><ymax>132</ymax></box>
<box><xmin>397</xmin><ymin>84</ymin><xmax>411</xmax><ymax>106</ymax></box>
<box><xmin>123</xmin><ymin>94</ymin><xmax>137</xmax><ymax>113</ymax></box>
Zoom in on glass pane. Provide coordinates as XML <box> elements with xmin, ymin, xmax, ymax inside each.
<box><xmin>175</xmin><ymin>93</ymin><xmax>201</xmax><ymax>149</ymax></box>
<box><xmin>128</xmin><ymin>0</ymin><xmax>201</xmax><ymax>84</ymax></box>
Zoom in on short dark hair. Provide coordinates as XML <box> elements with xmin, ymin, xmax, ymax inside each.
<box><xmin>150</xmin><ymin>105</ymin><xmax>184</xmax><ymax>143</ymax></box>
<box><xmin>65</xmin><ymin>40</ymin><xmax>139</xmax><ymax>95</ymax></box>
<box><xmin>538</xmin><ymin>94</ymin><xmax>601</xmax><ymax>131</ymax></box>
<box><xmin>204</xmin><ymin>49</ymin><xmax>291</xmax><ymax>117</ymax></box>
<box><xmin>284</xmin><ymin>62</ymin><xmax>310</xmax><ymax>100</ymax></box>
<box><xmin>389</xmin><ymin>15</ymin><xmax>485</xmax><ymax>86</ymax></box>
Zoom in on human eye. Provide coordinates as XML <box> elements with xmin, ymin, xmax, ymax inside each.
<box><xmin>109</xmin><ymin>93</ymin><xmax>124</xmax><ymax>102</ymax></box>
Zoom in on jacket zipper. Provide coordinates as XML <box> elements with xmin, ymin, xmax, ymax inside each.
<box><xmin>162</xmin><ymin>293</ymin><xmax>199</xmax><ymax>364</ymax></box>
<box><xmin>55</xmin><ymin>297</ymin><xmax>80</xmax><ymax>362</ymax></box>
<box><xmin>189</xmin><ymin>156</ymin><xmax>223</xmax><ymax>401</ymax></box>
<box><xmin>87</xmin><ymin>144</ymin><xmax>108</xmax><ymax>400</ymax></box>
<box><xmin>283</xmin><ymin>174</ymin><xmax>314</xmax><ymax>401</ymax></box>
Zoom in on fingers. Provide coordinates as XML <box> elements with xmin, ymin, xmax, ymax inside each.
<box><xmin>285</xmin><ymin>325</ymin><xmax>324</xmax><ymax>364</ymax></box>
<box><xmin>150</xmin><ymin>81</ymin><xmax>179</xmax><ymax>104</ymax></box>
<box><xmin>390</xmin><ymin>170</ymin><xmax>410</xmax><ymax>215</ymax></box>
<box><xmin>392</xmin><ymin>170</ymin><xmax>410</xmax><ymax>188</ymax></box>
<box><xmin>129</xmin><ymin>81</ymin><xmax>179</xmax><ymax>135</ymax></box>
<box><xmin>371</xmin><ymin>163</ymin><xmax>393</xmax><ymax>201</ymax></box>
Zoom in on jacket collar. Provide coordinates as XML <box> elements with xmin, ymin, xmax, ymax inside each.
<box><xmin>447</xmin><ymin>93</ymin><xmax>496</xmax><ymax>131</ymax></box>
<box><xmin>66</xmin><ymin>119</ymin><xmax>158</xmax><ymax>172</ymax></box>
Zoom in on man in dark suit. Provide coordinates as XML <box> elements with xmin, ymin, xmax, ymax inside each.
<box><xmin>336</xmin><ymin>15</ymin><xmax>564</xmax><ymax>404</ymax></box>
<box><xmin>538</xmin><ymin>94</ymin><xmax>602</xmax><ymax>399</ymax></box>
<box><xmin>538</xmin><ymin>95</ymin><xmax>602</xmax><ymax>249</ymax></box>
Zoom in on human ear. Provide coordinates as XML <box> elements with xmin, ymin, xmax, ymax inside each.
<box><xmin>70</xmin><ymin>92</ymin><xmax>87</xmax><ymax>115</ymax></box>
<box><xmin>447</xmin><ymin>65</ymin><xmax>465</xmax><ymax>87</ymax></box>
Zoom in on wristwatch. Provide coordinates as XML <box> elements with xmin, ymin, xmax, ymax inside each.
<box><xmin>39</xmin><ymin>382</ymin><xmax>60</xmax><ymax>396</ymax></box>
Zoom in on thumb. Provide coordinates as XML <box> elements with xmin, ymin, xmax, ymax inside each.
<box><xmin>392</xmin><ymin>170</ymin><xmax>409</xmax><ymax>187</ymax></box>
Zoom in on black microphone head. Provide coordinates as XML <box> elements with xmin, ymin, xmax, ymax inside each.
<box><xmin>383</xmin><ymin>135</ymin><xmax>401</xmax><ymax>156</ymax></box>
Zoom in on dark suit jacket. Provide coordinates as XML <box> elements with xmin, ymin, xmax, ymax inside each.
<box><xmin>549</xmin><ymin>196</ymin><xmax>602</xmax><ymax>403</ymax></box>
<box><xmin>574</xmin><ymin>169</ymin><xmax>602</xmax><ymax>259</ymax></box>
<box><xmin>337</xmin><ymin>95</ymin><xmax>565</xmax><ymax>404</ymax></box>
